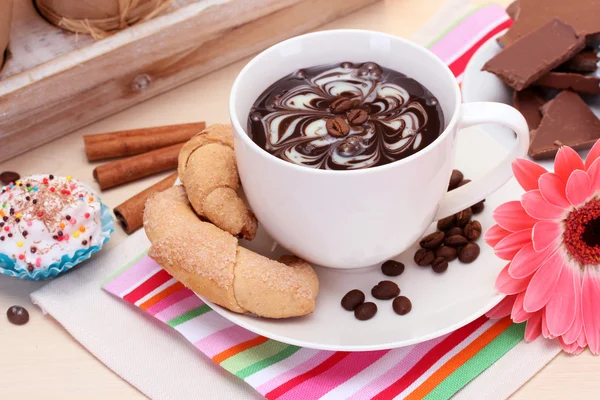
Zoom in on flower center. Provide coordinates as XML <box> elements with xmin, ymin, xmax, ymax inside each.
<box><xmin>563</xmin><ymin>199</ymin><xmax>600</xmax><ymax>267</ymax></box>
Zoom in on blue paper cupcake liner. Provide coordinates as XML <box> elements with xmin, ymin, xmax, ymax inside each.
<box><xmin>0</xmin><ymin>204</ymin><xmax>114</xmax><ymax>281</ymax></box>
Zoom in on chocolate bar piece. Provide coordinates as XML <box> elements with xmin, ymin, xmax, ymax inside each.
<box><xmin>529</xmin><ymin>90</ymin><xmax>600</xmax><ymax>159</ymax></box>
<box><xmin>506</xmin><ymin>0</ymin><xmax>519</xmax><ymax>20</ymax></box>
<box><xmin>513</xmin><ymin>88</ymin><xmax>546</xmax><ymax>131</ymax></box>
<box><xmin>535</xmin><ymin>72</ymin><xmax>600</xmax><ymax>94</ymax></box>
<box><xmin>483</xmin><ymin>19</ymin><xmax>585</xmax><ymax>91</ymax></box>
<box><xmin>559</xmin><ymin>50</ymin><xmax>599</xmax><ymax>73</ymax></box>
<box><xmin>500</xmin><ymin>0</ymin><xmax>600</xmax><ymax>48</ymax></box>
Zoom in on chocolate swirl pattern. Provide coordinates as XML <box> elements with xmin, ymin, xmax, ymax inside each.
<box><xmin>248</xmin><ymin>62</ymin><xmax>444</xmax><ymax>170</ymax></box>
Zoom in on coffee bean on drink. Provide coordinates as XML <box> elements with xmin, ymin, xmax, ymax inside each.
<box><xmin>435</xmin><ymin>246</ymin><xmax>458</xmax><ymax>262</ymax></box>
<box><xmin>431</xmin><ymin>257</ymin><xmax>449</xmax><ymax>273</ymax></box>
<box><xmin>6</xmin><ymin>305</ymin><xmax>29</xmax><ymax>325</ymax></box>
<box><xmin>326</xmin><ymin>117</ymin><xmax>350</xmax><ymax>137</ymax></box>
<box><xmin>459</xmin><ymin>243</ymin><xmax>480</xmax><ymax>263</ymax></box>
<box><xmin>446</xmin><ymin>227</ymin><xmax>463</xmax><ymax>237</ymax></box>
<box><xmin>455</xmin><ymin>208</ymin><xmax>473</xmax><ymax>228</ymax></box>
<box><xmin>341</xmin><ymin>289</ymin><xmax>365</xmax><ymax>311</ymax></box>
<box><xmin>448</xmin><ymin>169</ymin><xmax>464</xmax><ymax>190</ymax></box>
<box><xmin>419</xmin><ymin>231</ymin><xmax>445</xmax><ymax>249</ymax></box>
<box><xmin>414</xmin><ymin>248</ymin><xmax>435</xmax><ymax>266</ymax></box>
<box><xmin>381</xmin><ymin>260</ymin><xmax>405</xmax><ymax>276</ymax></box>
<box><xmin>456</xmin><ymin>179</ymin><xmax>471</xmax><ymax>188</ymax></box>
<box><xmin>347</xmin><ymin>109</ymin><xmax>369</xmax><ymax>125</ymax></box>
<box><xmin>354</xmin><ymin>302</ymin><xmax>377</xmax><ymax>320</ymax></box>
<box><xmin>330</xmin><ymin>97</ymin><xmax>357</xmax><ymax>114</ymax></box>
<box><xmin>372</xmin><ymin>280</ymin><xmax>400</xmax><ymax>300</ymax></box>
<box><xmin>437</xmin><ymin>215</ymin><xmax>456</xmax><ymax>231</ymax></box>
<box><xmin>464</xmin><ymin>220</ymin><xmax>482</xmax><ymax>241</ymax></box>
<box><xmin>393</xmin><ymin>296</ymin><xmax>412</xmax><ymax>315</ymax></box>
<box><xmin>471</xmin><ymin>199</ymin><xmax>485</xmax><ymax>214</ymax></box>
<box><xmin>444</xmin><ymin>235</ymin><xmax>468</xmax><ymax>247</ymax></box>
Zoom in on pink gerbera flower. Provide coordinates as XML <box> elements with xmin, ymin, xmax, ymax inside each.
<box><xmin>485</xmin><ymin>142</ymin><xmax>600</xmax><ymax>355</ymax></box>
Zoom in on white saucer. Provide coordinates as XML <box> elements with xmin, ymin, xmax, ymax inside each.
<box><xmin>197</xmin><ymin>127</ymin><xmax>521</xmax><ymax>351</ymax></box>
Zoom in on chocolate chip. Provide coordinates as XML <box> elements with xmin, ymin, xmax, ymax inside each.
<box><xmin>9</xmin><ymin>208</ymin><xmax>13</xmax><ymax>215</ymax></box>
<box><xmin>52</xmin><ymin>235</ymin><xmax>58</xmax><ymax>240</ymax></box>
<box><xmin>464</xmin><ymin>220</ymin><xmax>482</xmax><ymax>241</ymax></box>
<box><xmin>6</xmin><ymin>305</ymin><xmax>29</xmax><ymax>325</ymax></box>
<box><xmin>471</xmin><ymin>200</ymin><xmax>485</xmax><ymax>214</ymax></box>
<box><xmin>0</xmin><ymin>236</ymin><xmax>4</xmax><ymax>241</ymax></box>
<box><xmin>25</xmin><ymin>196</ymin><xmax>30</xmax><ymax>201</ymax></box>
<box><xmin>448</xmin><ymin>169</ymin><xmax>464</xmax><ymax>190</ymax></box>
<box><xmin>446</xmin><ymin>226</ymin><xmax>463</xmax><ymax>237</ymax></box>
<box><xmin>82</xmin><ymin>240</ymin><xmax>88</xmax><ymax>245</ymax></box>
<box><xmin>15</xmin><ymin>218</ymin><xmax>20</xmax><ymax>223</ymax></box>
<box><xmin>381</xmin><ymin>260</ymin><xmax>405</xmax><ymax>276</ymax></box>
<box><xmin>27</xmin><ymin>265</ymin><xmax>33</xmax><ymax>272</ymax></box>
<box><xmin>456</xmin><ymin>179</ymin><xmax>471</xmax><ymax>188</ymax></box>
<box><xmin>459</xmin><ymin>243</ymin><xmax>480</xmax><ymax>263</ymax></box>
<box><xmin>371</xmin><ymin>280</ymin><xmax>400</xmax><ymax>300</ymax></box>
<box><xmin>25</xmin><ymin>183</ymin><xmax>30</xmax><ymax>187</ymax></box>
<box><xmin>30</xmin><ymin>246</ymin><xmax>36</xmax><ymax>253</ymax></box>
<box><xmin>341</xmin><ymin>289</ymin><xmax>365</xmax><ymax>311</ymax></box>
<box><xmin>437</xmin><ymin>215</ymin><xmax>455</xmax><ymax>231</ymax></box>
<box><xmin>455</xmin><ymin>208</ymin><xmax>473</xmax><ymax>228</ymax></box>
<box><xmin>414</xmin><ymin>248</ymin><xmax>435</xmax><ymax>266</ymax></box>
<box><xmin>330</xmin><ymin>97</ymin><xmax>357</xmax><ymax>114</ymax></box>
<box><xmin>392</xmin><ymin>296</ymin><xmax>412</xmax><ymax>315</ymax></box>
<box><xmin>32</xmin><ymin>199</ymin><xmax>37</xmax><ymax>204</ymax></box>
<box><xmin>354</xmin><ymin>302</ymin><xmax>377</xmax><ymax>320</ymax></box>
<box><xmin>444</xmin><ymin>235</ymin><xmax>468</xmax><ymax>247</ymax></box>
<box><xmin>22</xmin><ymin>230</ymin><xmax>27</xmax><ymax>237</ymax></box>
<box><xmin>0</xmin><ymin>171</ymin><xmax>20</xmax><ymax>185</ymax></box>
<box><xmin>435</xmin><ymin>246</ymin><xmax>458</xmax><ymax>262</ymax></box>
<box><xmin>7</xmin><ymin>233</ymin><xmax>12</xmax><ymax>238</ymax></box>
<box><xmin>66</xmin><ymin>215</ymin><xmax>71</xmax><ymax>220</ymax></box>
<box><xmin>431</xmin><ymin>257</ymin><xmax>449</xmax><ymax>273</ymax></box>
<box><xmin>49</xmin><ymin>174</ymin><xmax>54</xmax><ymax>180</ymax></box>
<box><xmin>3</xmin><ymin>216</ymin><xmax>8</xmax><ymax>222</ymax></box>
<box><xmin>326</xmin><ymin>117</ymin><xmax>350</xmax><ymax>138</ymax></box>
<box><xmin>347</xmin><ymin>109</ymin><xmax>369</xmax><ymax>125</ymax></box>
<box><xmin>419</xmin><ymin>231</ymin><xmax>445</xmax><ymax>249</ymax></box>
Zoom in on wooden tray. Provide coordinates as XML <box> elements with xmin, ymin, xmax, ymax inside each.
<box><xmin>0</xmin><ymin>0</ymin><xmax>378</xmax><ymax>162</ymax></box>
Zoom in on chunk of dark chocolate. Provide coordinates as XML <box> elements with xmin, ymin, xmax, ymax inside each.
<box><xmin>559</xmin><ymin>50</ymin><xmax>599</xmax><ymax>73</ymax></box>
<box><xmin>535</xmin><ymin>72</ymin><xmax>600</xmax><ymax>94</ymax></box>
<box><xmin>512</xmin><ymin>88</ymin><xmax>546</xmax><ymax>131</ymax></box>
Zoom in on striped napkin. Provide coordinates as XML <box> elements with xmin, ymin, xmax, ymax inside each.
<box><xmin>103</xmin><ymin>5</ymin><xmax>557</xmax><ymax>399</ymax></box>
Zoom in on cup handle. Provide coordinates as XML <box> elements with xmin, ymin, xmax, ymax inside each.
<box><xmin>434</xmin><ymin>102</ymin><xmax>530</xmax><ymax>220</ymax></box>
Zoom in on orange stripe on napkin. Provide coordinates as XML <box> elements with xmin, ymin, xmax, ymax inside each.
<box><xmin>140</xmin><ymin>282</ymin><xmax>185</xmax><ymax>310</ymax></box>
<box><xmin>213</xmin><ymin>336</ymin><xmax>269</xmax><ymax>364</ymax></box>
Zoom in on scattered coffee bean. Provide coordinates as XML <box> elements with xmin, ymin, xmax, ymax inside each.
<box><xmin>456</xmin><ymin>179</ymin><xmax>471</xmax><ymax>188</ymax></box>
<box><xmin>446</xmin><ymin>226</ymin><xmax>463</xmax><ymax>237</ymax></box>
<box><xmin>354</xmin><ymin>302</ymin><xmax>377</xmax><ymax>320</ymax></box>
<box><xmin>431</xmin><ymin>257</ymin><xmax>449</xmax><ymax>273</ymax></box>
<box><xmin>455</xmin><ymin>208</ymin><xmax>473</xmax><ymax>228</ymax></box>
<box><xmin>459</xmin><ymin>243</ymin><xmax>481</xmax><ymax>263</ymax></box>
<box><xmin>392</xmin><ymin>296</ymin><xmax>412</xmax><ymax>315</ymax></box>
<box><xmin>464</xmin><ymin>220</ymin><xmax>482</xmax><ymax>241</ymax></box>
<box><xmin>371</xmin><ymin>280</ymin><xmax>400</xmax><ymax>300</ymax></box>
<box><xmin>419</xmin><ymin>231</ymin><xmax>445</xmax><ymax>249</ymax></box>
<box><xmin>471</xmin><ymin>199</ymin><xmax>485</xmax><ymax>214</ymax></box>
<box><xmin>448</xmin><ymin>169</ymin><xmax>464</xmax><ymax>190</ymax></box>
<box><xmin>0</xmin><ymin>171</ymin><xmax>20</xmax><ymax>186</ymax></box>
<box><xmin>330</xmin><ymin>97</ymin><xmax>357</xmax><ymax>114</ymax></box>
<box><xmin>435</xmin><ymin>246</ymin><xmax>458</xmax><ymax>262</ymax></box>
<box><xmin>437</xmin><ymin>215</ymin><xmax>456</xmax><ymax>231</ymax></box>
<box><xmin>6</xmin><ymin>305</ymin><xmax>29</xmax><ymax>325</ymax></box>
<box><xmin>347</xmin><ymin>109</ymin><xmax>369</xmax><ymax>125</ymax></box>
<box><xmin>444</xmin><ymin>235</ymin><xmax>468</xmax><ymax>247</ymax></box>
<box><xmin>341</xmin><ymin>289</ymin><xmax>365</xmax><ymax>311</ymax></box>
<box><xmin>326</xmin><ymin>117</ymin><xmax>350</xmax><ymax>137</ymax></box>
<box><xmin>414</xmin><ymin>248</ymin><xmax>435</xmax><ymax>266</ymax></box>
<box><xmin>381</xmin><ymin>260</ymin><xmax>404</xmax><ymax>276</ymax></box>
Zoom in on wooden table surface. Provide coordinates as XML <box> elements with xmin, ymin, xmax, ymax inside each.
<box><xmin>0</xmin><ymin>0</ymin><xmax>598</xmax><ymax>398</ymax></box>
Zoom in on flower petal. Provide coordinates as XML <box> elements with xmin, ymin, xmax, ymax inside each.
<box><xmin>492</xmin><ymin>201</ymin><xmax>538</xmax><ymax>232</ymax></box>
<box><xmin>538</xmin><ymin>173</ymin><xmax>570</xmax><ymax>208</ymax></box>
<box><xmin>559</xmin><ymin>337</ymin><xmax>585</xmax><ymax>355</ymax></box>
<box><xmin>555</xmin><ymin>146</ymin><xmax>584</xmax><ymax>182</ymax></box>
<box><xmin>495</xmin><ymin>263</ymin><xmax>532</xmax><ymax>295</ymax></box>
<box><xmin>511</xmin><ymin>292</ymin><xmax>532</xmax><ymax>323</ymax></box>
<box><xmin>521</xmin><ymin>190</ymin><xmax>567</xmax><ymax>220</ymax></box>
<box><xmin>582</xmin><ymin>268</ymin><xmax>600</xmax><ymax>355</ymax></box>
<box><xmin>523</xmin><ymin>250</ymin><xmax>563</xmax><ymax>312</ymax></box>
<box><xmin>524</xmin><ymin>311</ymin><xmax>542</xmax><ymax>342</ymax></box>
<box><xmin>562</xmin><ymin>270</ymin><xmax>583</xmax><ymax>345</ymax></box>
<box><xmin>545</xmin><ymin>266</ymin><xmax>577</xmax><ymax>336</ymax></box>
<box><xmin>587</xmin><ymin>157</ymin><xmax>600</xmax><ymax>194</ymax></box>
<box><xmin>484</xmin><ymin>224</ymin><xmax>512</xmax><ymax>248</ymax></box>
<box><xmin>494</xmin><ymin>229</ymin><xmax>532</xmax><ymax>260</ymax></box>
<box><xmin>512</xmin><ymin>158</ymin><xmax>547</xmax><ymax>191</ymax></box>
<box><xmin>541</xmin><ymin>309</ymin><xmax>554</xmax><ymax>339</ymax></box>
<box><xmin>585</xmin><ymin>139</ymin><xmax>600</xmax><ymax>170</ymax></box>
<box><xmin>565</xmin><ymin>169</ymin><xmax>592</xmax><ymax>207</ymax></box>
<box><xmin>486</xmin><ymin>294</ymin><xmax>517</xmax><ymax>319</ymax></box>
<box><xmin>509</xmin><ymin>242</ymin><xmax>554</xmax><ymax>279</ymax></box>
<box><xmin>578</xmin><ymin>329</ymin><xmax>588</xmax><ymax>348</ymax></box>
<box><xmin>531</xmin><ymin>220</ymin><xmax>562</xmax><ymax>252</ymax></box>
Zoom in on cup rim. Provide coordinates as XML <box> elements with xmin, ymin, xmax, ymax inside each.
<box><xmin>229</xmin><ymin>29</ymin><xmax>461</xmax><ymax>175</ymax></box>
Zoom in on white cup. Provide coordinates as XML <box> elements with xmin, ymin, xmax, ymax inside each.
<box><xmin>230</xmin><ymin>30</ymin><xmax>528</xmax><ymax>269</ymax></box>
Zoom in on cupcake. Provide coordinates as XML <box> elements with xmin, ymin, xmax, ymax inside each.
<box><xmin>0</xmin><ymin>174</ymin><xmax>113</xmax><ymax>280</ymax></box>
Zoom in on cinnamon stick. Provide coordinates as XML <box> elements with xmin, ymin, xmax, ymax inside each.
<box><xmin>93</xmin><ymin>143</ymin><xmax>182</xmax><ymax>190</ymax></box>
<box><xmin>84</xmin><ymin>122</ymin><xmax>205</xmax><ymax>161</ymax></box>
<box><xmin>114</xmin><ymin>172</ymin><xmax>178</xmax><ymax>234</ymax></box>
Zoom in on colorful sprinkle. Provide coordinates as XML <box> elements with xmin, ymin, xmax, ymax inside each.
<box><xmin>43</xmin><ymin>178</ymin><xmax>48</xmax><ymax>184</ymax></box>
<box><xmin>73</xmin><ymin>231</ymin><xmax>80</xmax><ymax>238</ymax></box>
<box><xmin>70</xmin><ymin>183</ymin><xmax>76</xmax><ymax>190</ymax></box>
<box><xmin>4</xmin><ymin>226</ymin><xmax>9</xmax><ymax>231</ymax></box>
<box><xmin>33</xmin><ymin>187</ymin><xmax>38</xmax><ymax>192</ymax></box>
<box><xmin>16</xmin><ymin>241</ymin><xmax>23</xmax><ymax>247</ymax></box>
<box><xmin>66</xmin><ymin>176</ymin><xmax>72</xmax><ymax>182</ymax></box>
<box><xmin>84</xmin><ymin>213</ymin><xmax>90</xmax><ymax>219</ymax></box>
<box><xmin>70</xmin><ymin>218</ymin><xmax>77</xmax><ymax>225</ymax></box>
<box><xmin>79</xmin><ymin>226</ymin><xmax>86</xmax><ymax>233</ymax></box>
<box><xmin>37</xmin><ymin>212</ymin><xmax>43</xmax><ymax>217</ymax></box>
<box><xmin>49</xmin><ymin>187</ymin><xmax>55</xmax><ymax>192</ymax></box>
<box><xmin>15</xmin><ymin>213</ymin><xmax>21</xmax><ymax>218</ymax></box>
<box><xmin>18</xmin><ymin>254</ymin><xmax>24</xmax><ymax>260</ymax></box>
<box><xmin>27</xmin><ymin>187</ymin><xmax>32</xmax><ymax>192</ymax></box>
<box><xmin>27</xmin><ymin>221</ymin><xmax>32</xmax><ymax>227</ymax></box>
<box><xmin>63</xmin><ymin>234</ymin><xmax>70</xmax><ymax>241</ymax></box>
<box><xmin>35</xmin><ymin>258</ymin><xmax>41</xmax><ymax>267</ymax></box>
<box><xmin>59</xmin><ymin>223</ymin><xmax>65</xmax><ymax>229</ymax></box>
